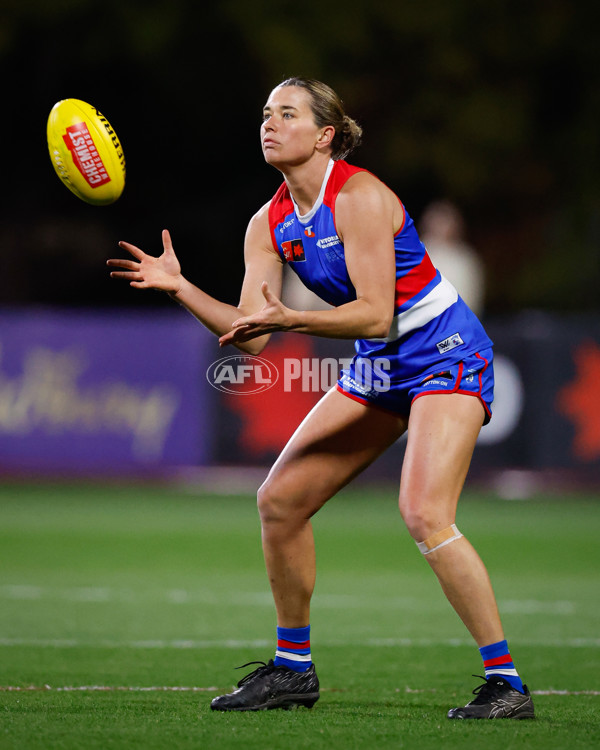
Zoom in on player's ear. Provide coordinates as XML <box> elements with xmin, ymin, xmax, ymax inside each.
<box><xmin>316</xmin><ymin>125</ymin><xmax>335</xmax><ymax>150</ymax></box>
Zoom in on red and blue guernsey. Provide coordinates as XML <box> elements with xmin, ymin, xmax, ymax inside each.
<box><xmin>268</xmin><ymin>159</ymin><xmax>493</xmax><ymax>410</ymax></box>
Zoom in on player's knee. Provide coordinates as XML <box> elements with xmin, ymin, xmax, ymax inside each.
<box><xmin>398</xmin><ymin>496</ymin><xmax>442</xmax><ymax>541</ymax></box>
<box><xmin>398</xmin><ymin>497</ymin><xmax>463</xmax><ymax>555</ymax></box>
<box><xmin>257</xmin><ymin>480</ymin><xmax>283</xmax><ymax>525</ymax></box>
<box><xmin>401</xmin><ymin>511</ymin><xmax>434</xmax><ymax>542</ymax></box>
<box><xmin>257</xmin><ymin>478</ymin><xmax>299</xmax><ymax>527</ymax></box>
<box><xmin>258</xmin><ymin>476</ymin><xmax>317</xmax><ymax>531</ymax></box>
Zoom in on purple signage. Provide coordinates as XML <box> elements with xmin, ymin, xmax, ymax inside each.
<box><xmin>0</xmin><ymin>308</ymin><xmax>214</xmax><ymax>475</ymax></box>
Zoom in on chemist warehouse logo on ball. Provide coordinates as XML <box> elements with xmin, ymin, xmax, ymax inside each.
<box><xmin>207</xmin><ymin>355</ymin><xmax>391</xmax><ymax>395</ymax></box>
<box><xmin>63</xmin><ymin>123</ymin><xmax>111</xmax><ymax>187</ymax></box>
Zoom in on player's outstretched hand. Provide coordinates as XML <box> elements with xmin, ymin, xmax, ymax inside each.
<box><xmin>107</xmin><ymin>229</ymin><xmax>183</xmax><ymax>294</ymax></box>
<box><xmin>219</xmin><ymin>282</ymin><xmax>292</xmax><ymax>346</ymax></box>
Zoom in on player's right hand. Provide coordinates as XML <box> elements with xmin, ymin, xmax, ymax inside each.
<box><xmin>107</xmin><ymin>229</ymin><xmax>183</xmax><ymax>294</ymax></box>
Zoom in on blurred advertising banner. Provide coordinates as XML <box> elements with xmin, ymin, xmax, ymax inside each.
<box><xmin>477</xmin><ymin>313</ymin><xmax>600</xmax><ymax>471</ymax></box>
<box><xmin>212</xmin><ymin>313</ymin><xmax>600</xmax><ymax>474</ymax></box>
<box><xmin>2</xmin><ymin>309</ymin><xmax>599</xmax><ymax>478</ymax></box>
<box><xmin>0</xmin><ymin>309</ymin><xmax>214</xmax><ymax>475</ymax></box>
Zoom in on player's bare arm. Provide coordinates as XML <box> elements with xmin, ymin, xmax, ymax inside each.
<box><xmin>107</xmin><ymin>208</ymin><xmax>283</xmax><ymax>355</ymax></box>
<box><xmin>225</xmin><ymin>203</ymin><xmax>285</xmax><ymax>353</ymax></box>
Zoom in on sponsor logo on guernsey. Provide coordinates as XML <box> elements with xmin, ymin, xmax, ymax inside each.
<box><xmin>316</xmin><ymin>235</ymin><xmax>341</xmax><ymax>249</ymax></box>
<box><xmin>304</xmin><ymin>225</ymin><xmax>315</xmax><ymax>237</ymax></box>
<box><xmin>282</xmin><ymin>239</ymin><xmax>306</xmax><ymax>262</ymax></box>
<box><xmin>279</xmin><ymin>217</ymin><xmax>295</xmax><ymax>233</ymax></box>
<box><xmin>436</xmin><ymin>332</ymin><xmax>464</xmax><ymax>354</ymax></box>
<box><xmin>63</xmin><ymin>122</ymin><xmax>111</xmax><ymax>187</ymax></box>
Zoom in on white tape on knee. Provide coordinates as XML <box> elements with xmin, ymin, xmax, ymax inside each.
<box><xmin>416</xmin><ymin>524</ymin><xmax>463</xmax><ymax>555</ymax></box>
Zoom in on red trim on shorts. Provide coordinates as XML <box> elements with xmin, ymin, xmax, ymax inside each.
<box><xmin>337</xmin><ymin>350</ymin><xmax>492</xmax><ymax>424</ymax></box>
<box><xmin>411</xmin><ymin>389</ymin><xmax>490</xmax><ymax>423</ymax></box>
<box><xmin>453</xmin><ymin>362</ymin><xmax>464</xmax><ymax>391</ymax></box>
<box><xmin>460</xmin><ymin>390</ymin><xmax>491</xmax><ymax>422</ymax></box>
<box><xmin>335</xmin><ymin>383</ymin><xmax>370</xmax><ymax>406</ymax></box>
<box><xmin>335</xmin><ymin>383</ymin><xmax>406</xmax><ymax>419</ymax></box>
<box><xmin>475</xmin><ymin>352</ymin><xmax>489</xmax><ymax>395</ymax></box>
<box><xmin>410</xmin><ymin>353</ymin><xmax>491</xmax><ymax>424</ymax></box>
<box><xmin>472</xmin><ymin>351</ymin><xmax>491</xmax><ymax>422</ymax></box>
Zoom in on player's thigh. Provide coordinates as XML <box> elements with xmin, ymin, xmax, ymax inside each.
<box><xmin>259</xmin><ymin>388</ymin><xmax>407</xmax><ymax>520</ymax></box>
<box><xmin>399</xmin><ymin>393</ymin><xmax>485</xmax><ymax>535</ymax></box>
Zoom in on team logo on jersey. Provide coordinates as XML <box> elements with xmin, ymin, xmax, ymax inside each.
<box><xmin>304</xmin><ymin>225</ymin><xmax>315</xmax><ymax>238</ymax></box>
<box><xmin>282</xmin><ymin>239</ymin><xmax>306</xmax><ymax>262</ymax></box>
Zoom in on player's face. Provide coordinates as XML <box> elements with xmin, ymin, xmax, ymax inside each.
<box><xmin>261</xmin><ymin>86</ymin><xmax>326</xmax><ymax>167</ymax></box>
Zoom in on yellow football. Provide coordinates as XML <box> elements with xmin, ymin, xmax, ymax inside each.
<box><xmin>47</xmin><ymin>98</ymin><xmax>126</xmax><ymax>206</ymax></box>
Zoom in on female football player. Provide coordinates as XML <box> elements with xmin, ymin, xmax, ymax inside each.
<box><xmin>108</xmin><ymin>77</ymin><xmax>534</xmax><ymax>720</ymax></box>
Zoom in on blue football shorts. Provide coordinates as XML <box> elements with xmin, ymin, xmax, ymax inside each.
<box><xmin>336</xmin><ymin>347</ymin><xmax>494</xmax><ymax>424</ymax></box>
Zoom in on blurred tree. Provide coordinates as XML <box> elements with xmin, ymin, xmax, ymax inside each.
<box><xmin>218</xmin><ymin>0</ymin><xmax>600</xmax><ymax>312</ymax></box>
<box><xmin>1</xmin><ymin>0</ymin><xmax>598</xmax><ymax>312</ymax></box>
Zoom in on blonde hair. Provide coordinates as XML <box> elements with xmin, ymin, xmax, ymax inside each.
<box><xmin>277</xmin><ymin>77</ymin><xmax>362</xmax><ymax>160</ymax></box>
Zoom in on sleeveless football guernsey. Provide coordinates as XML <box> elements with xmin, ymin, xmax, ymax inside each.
<box><xmin>268</xmin><ymin>159</ymin><xmax>492</xmax><ymax>385</ymax></box>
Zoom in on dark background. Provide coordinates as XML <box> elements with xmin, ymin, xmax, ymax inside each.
<box><xmin>1</xmin><ymin>0</ymin><xmax>599</xmax><ymax>314</ymax></box>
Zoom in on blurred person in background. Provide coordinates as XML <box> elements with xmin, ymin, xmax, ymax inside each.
<box><xmin>419</xmin><ymin>200</ymin><xmax>486</xmax><ymax>317</ymax></box>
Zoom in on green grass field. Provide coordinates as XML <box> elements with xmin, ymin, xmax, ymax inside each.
<box><xmin>0</xmin><ymin>481</ymin><xmax>598</xmax><ymax>749</ymax></box>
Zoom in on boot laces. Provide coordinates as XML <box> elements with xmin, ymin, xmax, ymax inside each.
<box><xmin>235</xmin><ymin>660</ymin><xmax>276</xmax><ymax>687</ymax></box>
<box><xmin>470</xmin><ymin>675</ymin><xmax>506</xmax><ymax>704</ymax></box>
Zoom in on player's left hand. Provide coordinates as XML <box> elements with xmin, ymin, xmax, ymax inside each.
<box><xmin>219</xmin><ymin>282</ymin><xmax>292</xmax><ymax>346</ymax></box>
